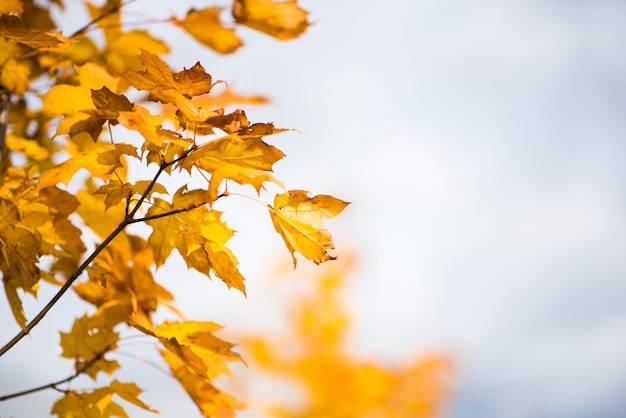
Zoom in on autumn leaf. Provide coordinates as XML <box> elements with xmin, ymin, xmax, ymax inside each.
<box><xmin>268</xmin><ymin>190</ymin><xmax>350</xmax><ymax>266</ymax></box>
<box><xmin>86</xmin><ymin>86</ymin><xmax>133</xmax><ymax>120</ymax></box>
<box><xmin>106</xmin><ymin>30</ymin><xmax>169</xmax><ymax>73</ymax></box>
<box><xmin>232</xmin><ymin>0</ymin><xmax>310</xmax><ymax>40</ymax></box>
<box><xmin>160</xmin><ymin>349</ymin><xmax>245</xmax><ymax>418</ymax></box>
<box><xmin>1</xmin><ymin>58</ymin><xmax>29</xmax><ymax>95</ymax></box>
<box><xmin>94</xmin><ymin>179</ymin><xmax>168</xmax><ymax>211</ymax></box>
<box><xmin>178</xmin><ymin>210</ymin><xmax>247</xmax><ymax>294</ymax></box>
<box><xmin>74</xmin><ymin>241</ymin><xmax>174</xmax><ymax>320</ymax></box>
<box><xmin>144</xmin><ymin>186</ymin><xmax>211</xmax><ymax>267</ymax></box>
<box><xmin>0</xmin><ymin>14</ymin><xmax>72</xmax><ymax>51</ymax></box>
<box><xmin>99</xmin><ymin>380</ymin><xmax>159</xmax><ymax>414</ymax></box>
<box><xmin>175</xmin><ymin>7</ymin><xmax>243</xmax><ymax>54</ymax></box>
<box><xmin>117</xmin><ymin>104</ymin><xmax>189</xmax><ymax>148</ymax></box>
<box><xmin>0</xmin><ymin>199</ymin><xmax>41</xmax><ymax>327</ymax></box>
<box><xmin>59</xmin><ymin>315</ymin><xmax>121</xmax><ymax>380</ymax></box>
<box><xmin>60</xmin><ymin>315</ymin><xmax>119</xmax><ymax>361</ymax></box>
<box><xmin>181</xmin><ymin>133</ymin><xmax>286</xmax><ymax>203</ymax></box>
<box><xmin>51</xmin><ymin>381</ymin><xmax>158</xmax><ymax>418</ymax></box>
<box><xmin>36</xmin><ymin>143</ymin><xmax>138</xmax><ymax>190</ymax></box>
<box><xmin>51</xmin><ymin>390</ymin><xmax>127</xmax><ymax>418</ymax></box>
<box><xmin>120</xmin><ymin>49</ymin><xmax>218</xmax><ymax>121</ymax></box>
<box><xmin>133</xmin><ymin>320</ymin><xmax>244</xmax><ymax>382</ymax></box>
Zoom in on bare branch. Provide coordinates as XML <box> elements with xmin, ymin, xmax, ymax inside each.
<box><xmin>0</xmin><ymin>351</ymin><xmax>105</xmax><ymax>401</ymax></box>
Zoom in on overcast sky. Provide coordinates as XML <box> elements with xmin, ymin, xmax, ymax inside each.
<box><xmin>2</xmin><ymin>1</ymin><xmax>626</xmax><ymax>417</ymax></box>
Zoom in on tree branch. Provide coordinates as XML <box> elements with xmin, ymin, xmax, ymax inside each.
<box><xmin>0</xmin><ymin>351</ymin><xmax>106</xmax><ymax>401</ymax></box>
<box><xmin>0</xmin><ymin>147</ymin><xmax>195</xmax><ymax>356</ymax></box>
<box><xmin>0</xmin><ymin>88</ymin><xmax>9</xmax><ymax>169</ymax></box>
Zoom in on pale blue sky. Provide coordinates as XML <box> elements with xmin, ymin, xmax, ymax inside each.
<box><xmin>1</xmin><ymin>1</ymin><xmax>626</xmax><ymax>417</ymax></box>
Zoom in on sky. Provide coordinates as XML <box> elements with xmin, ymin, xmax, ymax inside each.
<box><xmin>2</xmin><ymin>0</ymin><xmax>626</xmax><ymax>417</ymax></box>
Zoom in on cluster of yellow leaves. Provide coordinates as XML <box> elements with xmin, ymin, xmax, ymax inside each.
<box><xmin>240</xmin><ymin>258</ymin><xmax>451</xmax><ymax>418</ymax></box>
<box><xmin>0</xmin><ymin>1</ymin><xmax>348</xmax><ymax>417</ymax></box>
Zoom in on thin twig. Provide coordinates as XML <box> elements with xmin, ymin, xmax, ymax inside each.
<box><xmin>68</xmin><ymin>0</ymin><xmax>138</xmax><ymax>38</ymax></box>
<box><xmin>0</xmin><ymin>351</ymin><xmax>106</xmax><ymax>401</ymax></box>
<box><xmin>130</xmin><ymin>201</ymin><xmax>207</xmax><ymax>224</ymax></box>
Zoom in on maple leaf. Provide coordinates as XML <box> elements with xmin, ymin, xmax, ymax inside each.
<box><xmin>94</xmin><ymin>179</ymin><xmax>168</xmax><ymax>211</ymax></box>
<box><xmin>36</xmin><ymin>143</ymin><xmax>138</xmax><ymax>190</ymax></box>
<box><xmin>0</xmin><ymin>199</ymin><xmax>41</xmax><ymax>327</ymax></box>
<box><xmin>1</xmin><ymin>58</ymin><xmax>29</xmax><ymax>95</ymax></box>
<box><xmin>106</xmin><ymin>30</ymin><xmax>169</xmax><ymax>73</ymax></box>
<box><xmin>51</xmin><ymin>390</ymin><xmax>127</xmax><ymax>418</ymax></box>
<box><xmin>74</xmin><ymin>242</ymin><xmax>173</xmax><ymax>321</ymax></box>
<box><xmin>117</xmin><ymin>104</ymin><xmax>189</xmax><ymax>148</ymax></box>
<box><xmin>0</xmin><ymin>14</ymin><xmax>72</xmax><ymax>51</ymax></box>
<box><xmin>60</xmin><ymin>315</ymin><xmax>119</xmax><ymax>361</ymax></box>
<box><xmin>51</xmin><ymin>381</ymin><xmax>158</xmax><ymax>418</ymax></box>
<box><xmin>133</xmin><ymin>320</ymin><xmax>244</xmax><ymax>383</ymax></box>
<box><xmin>178</xmin><ymin>210</ymin><xmax>247</xmax><ymax>295</ymax></box>
<box><xmin>268</xmin><ymin>190</ymin><xmax>350</xmax><ymax>266</ymax></box>
<box><xmin>144</xmin><ymin>186</ymin><xmax>209</xmax><ymax>267</ymax></box>
<box><xmin>181</xmin><ymin>133</ymin><xmax>286</xmax><ymax>203</ymax></box>
<box><xmin>93</xmin><ymin>380</ymin><xmax>159</xmax><ymax>414</ymax></box>
<box><xmin>175</xmin><ymin>7</ymin><xmax>243</xmax><ymax>54</ymax></box>
<box><xmin>160</xmin><ymin>349</ymin><xmax>245</xmax><ymax>418</ymax></box>
<box><xmin>85</xmin><ymin>86</ymin><xmax>133</xmax><ymax>120</ymax></box>
<box><xmin>232</xmin><ymin>0</ymin><xmax>310</xmax><ymax>40</ymax></box>
<box><xmin>120</xmin><ymin>49</ymin><xmax>217</xmax><ymax>121</ymax></box>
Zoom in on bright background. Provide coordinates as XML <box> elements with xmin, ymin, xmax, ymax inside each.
<box><xmin>2</xmin><ymin>1</ymin><xmax>626</xmax><ymax>417</ymax></box>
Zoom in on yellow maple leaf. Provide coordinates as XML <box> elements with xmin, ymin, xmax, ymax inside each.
<box><xmin>133</xmin><ymin>319</ymin><xmax>244</xmax><ymax>382</ymax></box>
<box><xmin>51</xmin><ymin>381</ymin><xmax>158</xmax><ymax>418</ymax></box>
<box><xmin>232</xmin><ymin>0</ymin><xmax>310</xmax><ymax>40</ymax></box>
<box><xmin>0</xmin><ymin>58</ymin><xmax>29</xmax><ymax>95</ymax></box>
<box><xmin>41</xmin><ymin>84</ymin><xmax>94</xmax><ymax>115</ymax></box>
<box><xmin>268</xmin><ymin>190</ymin><xmax>350</xmax><ymax>266</ymax></box>
<box><xmin>0</xmin><ymin>200</ymin><xmax>41</xmax><ymax>327</ymax></box>
<box><xmin>182</xmin><ymin>134</ymin><xmax>286</xmax><ymax>203</ymax></box>
<box><xmin>106</xmin><ymin>30</ymin><xmax>169</xmax><ymax>73</ymax></box>
<box><xmin>59</xmin><ymin>315</ymin><xmax>119</xmax><ymax>361</ymax></box>
<box><xmin>36</xmin><ymin>143</ymin><xmax>138</xmax><ymax>190</ymax></box>
<box><xmin>175</xmin><ymin>7</ymin><xmax>243</xmax><ymax>54</ymax></box>
<box><xmin>160</xmin><ymin>349</ymin><xmax>245</xmax><ymax>418</ymax></box>
<box><xmin>74</xmin><ymin>241</ymin><xmax>173</xmax><ymax>321</ymax></box>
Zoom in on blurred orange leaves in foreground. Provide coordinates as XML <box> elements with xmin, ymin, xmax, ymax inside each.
<box><xmin>239</xmin><ymin>255</ymin><xmax>451</xmax><ymax>418</ymax></box>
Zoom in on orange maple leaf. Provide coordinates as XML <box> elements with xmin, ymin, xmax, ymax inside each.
<box><xmin>232</xmin><ymin>0</ymin><xmax>310</xmax><ymax>40</ymax></box>
<box><xmin>175</xmin><ymin>7</ymin><xmax>243</xmax><ymax>54</ymax></box>
<box><xmin>0</xmin><ymin>14</ymin><xmax>72</xmax><ymax>51</ymax></box>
